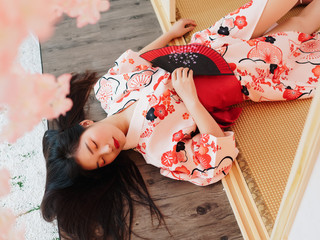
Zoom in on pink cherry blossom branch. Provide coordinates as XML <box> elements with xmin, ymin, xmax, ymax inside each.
<box><xmin>0</xmin><ymin>0</ymin><xmax>110</xmax><ymax>142</ymax></box>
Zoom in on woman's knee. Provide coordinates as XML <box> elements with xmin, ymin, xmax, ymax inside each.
<box><xmin>290</xmin><ymin>15</ymin><xmax>319</xmax><ymax>34</ymax></box>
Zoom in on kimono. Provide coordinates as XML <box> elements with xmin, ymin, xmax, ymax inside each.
<box><xmin>94</xmin><ymin>49</ymin><xmax>238</xmax><ymax>186</ymax></box>
<box><xmin>94</xmin><ymin>0</ymin><xmax>318</xmax><ymax>186</ymax></box>
<box><xmin>191</xmin><ymin>0</ymin><xmax>319</xmax><ymax>102</ymax></box>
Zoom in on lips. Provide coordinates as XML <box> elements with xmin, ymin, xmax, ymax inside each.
<box><xmin>113</xmin><ymin>137</ymin><xmax>120</xmax><ymax>149</ymax></box>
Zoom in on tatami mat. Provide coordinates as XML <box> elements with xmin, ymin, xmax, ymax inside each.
<box><xmin>176</xmin><ymin>0</ymin><xmax>312</xmax><ymax>234</ymax></box>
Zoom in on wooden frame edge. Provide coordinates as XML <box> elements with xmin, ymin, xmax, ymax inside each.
<box><xmin>222</xmin><ymin>162</ymin><xmax>270</xmax><ymax>240</ymax></box>
<box><xmin>151</xmin><ymin>0</ymin><xmax>185</xmax><ymax>46</ymax></box>
<box><xmin>271</xmin><ymin>85</ymin><xmax>320</xmax><ymax>239</ymax></box>
<box><xmin>151</xmin><ymin>0</ymin><xmax>172</xmax><ymax>33</ymax></box>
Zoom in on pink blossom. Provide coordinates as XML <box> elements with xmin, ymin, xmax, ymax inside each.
<box><xmin>223</xmin><ymin>18</ymin><xmax>235</xmax><ymax>29</ymax></box>
<box><xmin>0</xmin><ymin>168</ymin><xmax>10</xmax><ymax>197</ymax></box>
<box><xmin>0</xmin><ymin>208</ymin><xmax>25</xmax><ymax>240</ymax></box>
<box><xmin>0</xmin><ymin>0</ymin><xmax>57</xmax><ymax>42</ymax></box>
<box><xmin>0</xmin><ymin>0</ymin><xmax>110</xmax><ymax>143</ymax></box>
<box><xmin>55</xmin><ymin>0</ymin><xmax>110</xmax><ymax>28</ymax></box>
<box><xmin>0</xmin><ymin>0</ymin><xmax>110</xmax><ymax>79</ymax></box>
<box><xmin>0</xmin><ymin>0</ymin><xmax>57</xmax><ymax>83</ymax></box>
<box><xmin>0</xmin><ymin>66</ymin><xmax>72</xmax><ymax>142</ymax></box>
<box><xmin>0</xmin><ymin>208</ymin><xmax>16</xmax><ymax>238</ymax></box>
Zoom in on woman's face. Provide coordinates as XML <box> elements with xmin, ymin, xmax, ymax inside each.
<box><xmin>75</xmin><ymin>120</ymin><xmax>126</xmax><ymax>170</ymax></box>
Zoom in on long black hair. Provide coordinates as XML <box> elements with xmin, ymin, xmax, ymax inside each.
<box><xmin>41</xmin><ymin>71</ymin><xmax>166</xmax><ymax>239</ymax></box>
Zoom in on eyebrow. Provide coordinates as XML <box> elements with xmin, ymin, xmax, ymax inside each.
<box><xmin>96</xmin><ymin>162</ymin><xmax>100</xmax><ymax>169</ymax></box>
<box><xmin>85</xmin><ymin>143</ymin><xmax>93</xmax><ymax>155</ymax></box>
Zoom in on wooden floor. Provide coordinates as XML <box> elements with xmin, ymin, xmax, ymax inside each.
<box><xmin>41</xmin><ymin>0</ymin><xmax>243</xmax><ymax>239</ymax></box>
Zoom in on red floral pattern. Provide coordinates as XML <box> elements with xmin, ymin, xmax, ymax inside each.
<box><xmin>135</xmin><ymin>65</ymin><xmax>149</xmax><ymax>71</ymax></box>
<box><xmin>298</xmin><ymin>33</ymin><xmax>314</xmax><ymax>43</ymax></box>
<box><xmin>123</xmin><ymin>74</ymin><xmax>129</xmax><ymax>81</ymax></box>
<box><xmin>182</xmin><ymin>113</ymin><xmax>189</xmax><ymax>120</ymax></box>
<box><xmin>198</xmin><ymin>144</ymin><xmax>209</xmax><ymax>155</ymax></box>
<box><xmin>174</xmin><ymin>166</ymin><xmax>190</xmax><ymax>175</ymax></box>
<box><xmin>283</xmin><ymin>88</ymin><xmax>302</xmax><ymax>100</ymax></box>
<box><xmin>234</xmin><ymin>16</ymin><xmax>247</xmax><ymax>30</ymax></box>
<box><xmin>195</xmin><ymin>153</ymin><xmax>212</xmax><ymax>169</ymax></box>
<box><xmin>172</xmin><ymin>130</ymin><xmax>184</xmax><ymax>142</ymax></box>
<box><xmin>153</xmin><ymin>104</ymin><xmax>168</xmax><ymax>120</ymax></box>
<box><xmin>161</xmin><ymin>151</ymin><xmax>178</xmax><ymax>167</ymax></box>
<box><xmin>167</xmin><ymin>105</ymin><xmax>175</xmax><ymax>114</ymax></box>
<box><xmin>175</xmin><ymin>151</ymin><xmax>186</xmax><ymax>163</ymax></box>
<box><xmin>312</xmin><ymin>66</ymin><xmax>320</xmax><ymax>77</ymax></box>
<box><xmin>200</xmin><ymin>134</ymin><xmax>210</xmax><ymax>143</ymax></box>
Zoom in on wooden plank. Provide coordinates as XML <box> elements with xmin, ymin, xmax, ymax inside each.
<box><xmin>271</xmin><ymin>83</ymin><xmax>320</xmax><ymax>239</ymax></box>
<box><xmin>162</xmin><ymin>0</ymin><xmax>176</xmax><ymax>22</ymax></box>
<box><xmin>222</xmin><ymin>161</ymin><xmax>269</xmax><ymax>240</ymax></box>
<box><xmin>151</xmin><ymin>0</ymin><xmax>172</xmax><ymax>33</ymax></box>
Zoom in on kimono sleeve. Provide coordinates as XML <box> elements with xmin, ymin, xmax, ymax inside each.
<box><xmin>107</xmin><ymin>49</ymin><xmax>152</xmax><ymax>75</ymax></box>
<box><xmin>190</xmin><ymin>0</ymin><xmax>268</xmax><ymax>42</ymax></box>
<box><xmin>94</xmin><ymin>50</ymin><xmax>153</xmax><ymax>114</ymax></box>
<box><xmin>160</xmin><ymin>131</ymin><xmax>239</xmax><ymax>186</ymax></box>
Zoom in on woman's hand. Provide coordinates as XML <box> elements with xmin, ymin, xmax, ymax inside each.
<box><xmin>172</xmin><ymin>67</ymin><xmax>224</xmax><ymax>137</ymax></box>
<box><xmin>171</xmin><ymin>67</ymin><xmax>199</xmax><ymax>106</ymax></box>
<box><xmin>168</xmin><ymin>19</ymin><xmax>197</xmax><ymax>39</ymax></box>
<box><xmin>139</xmin><ymin>19</ymin><xmax>196</xmax><ymax>55</ymax></box>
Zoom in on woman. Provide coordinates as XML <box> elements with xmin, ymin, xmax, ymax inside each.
<box><xmin>41</xmin><ymin>0</ymin><xmax>320</xmax><ymax>239</ymax></box>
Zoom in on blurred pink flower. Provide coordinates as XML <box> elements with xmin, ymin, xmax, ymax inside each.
<box><xmin>0</xmin><ymin>0</ymin><xmax>109</xmax><ymax>143</ymax></box>
<box><xmin>0</xmin><ymin>208</ymin><xmax>25</xmax><ymax>240</ymax></box>
<box><xmin>0</xmin><ymin>208</ymin><xmax>15</xmax><ymax>239</ymax></box>
<box><xmin>0</xmin><ymin>66</ymin><xmax>72</xmax><ymax>142</ymax></box>
<box><xmin>0</xmin><ymin>0</ymin><xmax>109</xmax><ymax>78</ymax></box>
<box><xmin>0</xmin><ymin>168</ymin><xmax>10</xmax><ymax>198</ymax></box>
<box><xmin>55</xmin><ymin>0</ymin><xmax>110</xmax><ymax>27</ymax></box>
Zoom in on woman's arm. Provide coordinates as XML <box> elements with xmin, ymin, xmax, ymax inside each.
<box><xmin>171</xmin><ymin>68</ymin><xmax>225</xmax><ymax>138</ymax></box>
<box><xmin>139</xmin><ymin>19</ymin><xmax>197</xmax><ymax>54</ymax></box>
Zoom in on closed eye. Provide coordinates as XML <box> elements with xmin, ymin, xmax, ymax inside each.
<box><xmin>92</xmin><ymin>140</ymin><xmax>98</xmax><ymax>148</ymax></box>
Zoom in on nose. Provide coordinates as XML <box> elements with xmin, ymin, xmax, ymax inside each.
<box><xmin>99</xmin><ymin>144</ymin><xmax>113</xmax><ymax>155</ymax></box>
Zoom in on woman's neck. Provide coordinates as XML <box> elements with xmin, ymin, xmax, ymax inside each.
<box><xmin>101</xmin><ymin>102</ymin><xmax>137</xmax><ymax>135</ymax></box>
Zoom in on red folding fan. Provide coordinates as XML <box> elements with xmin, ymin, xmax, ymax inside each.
<box><xmin>140</xmin><ymin>44</ymin><xmax>244</xmax><ymax>128</ymax></box>
<box><xmin>140</xmin><ymin>44</ymin><xmax>233</xmax><ymax>75</ymax></box>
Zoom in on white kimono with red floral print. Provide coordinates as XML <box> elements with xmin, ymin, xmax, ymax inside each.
<box><xmin>95</xmin><ymin>0</ymin><xmax>318</xmax><ymax>186</ymax></box>
<box><xmin>94</xmin><ymin>49</ymin><xmax>238</xmax><ymax>186</ymax></box>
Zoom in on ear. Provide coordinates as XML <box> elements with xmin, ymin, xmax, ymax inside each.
<box><xmin>79</xmin><ymin>120</ymin><xmax>94</xmax><ymax>128</ymax></box>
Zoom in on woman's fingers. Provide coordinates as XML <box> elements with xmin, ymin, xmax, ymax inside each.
<box><xmin>172</xmin><ymin>67</ymin><xmax>193</xmax><ymax>82</ymax></box>
<box><xmin>188</xmin><ymin>69</ymin><xmax>193</xmax><ymax>77</ymax></box>
<box><xmin>172</xmin><ymin>67</ymin><xmax>183</xmax><ymax>80</ymax></box>
<box><xmin>181</xmin><ymin>19</ymin><xmax>197</xmax><ymax>27</ymax></box>
<box><xmin>183</xmin><ymin>68</ymin><xmax>193</xmax><ymax>79</ymax></box>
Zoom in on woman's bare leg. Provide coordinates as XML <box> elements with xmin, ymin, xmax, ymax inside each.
<box><xmin>265</xmin><ymin>0</ymin><xmax>320</xmax><ymax>35</ymax></box>
<box><xmin>251</xmin><ymin>0</ymin><xmax>298</xmax><ymax>38</ymax></box>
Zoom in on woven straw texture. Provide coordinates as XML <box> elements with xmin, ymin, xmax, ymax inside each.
<box><xmin>176</xmin><ymin>0</ymin><xmax>312</xmax><ymax>234</ymax></box>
